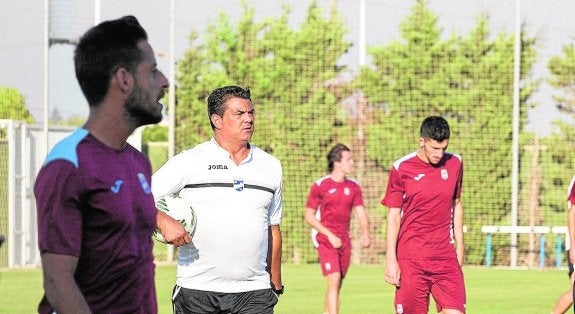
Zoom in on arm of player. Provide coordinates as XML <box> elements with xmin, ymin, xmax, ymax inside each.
<box><xmin>267</xmin><ymin>225</ymin><xmax>283</xmax><ymax>294</ymax></box>
<box><xmin>41</xmin><ymin>253</ymin><xmax>91</xmax><ymax>314</ymax></box>
<box><xmin>304</xmin><ymin>207</ymin><xmax>342</xmax><ymax>249</ymax></box>
<box><xmin>354</xmin><ymin>205</ymin><xmax>371</xmax><ymax>248</ymax></box>
<box><xmin>453</xmin><ymin>197</ymin><xmax>464</xmax><ymax>266</ymax></box>
<box><xmin>568</xmin><ymin>204</ymin><xmax>575</xmax><ymax>265</ymax></box>
<box><xmin>385</xmin><ymin>207</ymin><xmax>401</xmax><ymax>287</ymax></box>
<box><xmin>151</xmin><ymin>153</ymin><xmax>191</xmax><ymax>247</ymax></box>
<box><xmin>156</xmin><ymin>210</ymin><xmax>191</xmax><ymax>247</ymax></box>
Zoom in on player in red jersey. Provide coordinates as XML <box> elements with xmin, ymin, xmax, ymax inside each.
<box><xmin>568</xmin><ymin>176</ymin><xmax>575</xmax><ymax>314</ymax></box>
<box><xmin>382</xmin><ymin>116</ymin><xmax>466</xmax><ymax>314</ymax></box>
<box><xmin>550</xmin><ymin>176</ymin><xmax>575</xmax><ymax>314</ymax></box>
<box><xmin>305</xmin><ymin>143</ymin><xmax>371</xmax><ymax>314</ymax></box>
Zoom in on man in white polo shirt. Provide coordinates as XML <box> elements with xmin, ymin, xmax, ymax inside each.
<box><xmin>153</xmin><ymin>85</ymin><xmax>283</xmax><ymax>313</ymax></box>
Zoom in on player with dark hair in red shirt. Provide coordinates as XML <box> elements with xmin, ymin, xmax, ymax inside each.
<box><xmin>382</xmin><ymin>116</ymin><xmax>466</xmax><ymax>314</ymax></box>
<box><xmin>305</xmin><ymin>143</ymin><xmax>371</xmax><ymax>314</ymax></box>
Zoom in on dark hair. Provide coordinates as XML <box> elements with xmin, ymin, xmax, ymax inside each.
<box><xmin>207</xmin><ymin>86</ymin><xmax>252</xmax><ymax>129</ymax></box>
<box><xmin>420</xmin><ymin>116</ymin><xmax>450</xmax><ymax>141</ymax></box>
<box><xmin>74</xmin><ymin>15</ymin><xmax>148</xmax><ymax>106</ymax></box>
<box><xmin>327</xmin><ymin>143</ymin><xmax>350</xmax><ymax>172</ymax></box>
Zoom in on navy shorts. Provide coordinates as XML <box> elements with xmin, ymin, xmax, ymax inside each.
<box><xmin>567</xmin><ymin>250</ymin><xmax>574</xmax><ymax>278</ymax></box>
<box><xmin>172</xmin><ymin>286</ymin><xmax>278</xmax><ymax>314</ymax></box>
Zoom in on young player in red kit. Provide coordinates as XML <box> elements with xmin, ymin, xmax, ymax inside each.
<box><xmin>568</xmin><ymin>175</ymin><xmax>575</xmax><ymax>314</ymax></box>
<box><xmin>305</xmin><ymin>143</ymin><xmax>371</xmax><ymax>314</ymax></box>
<box><xmin>382</xmin><ymin>116</ymin><xmax>466</xmax><ymax>314</ymax></box>
<box><xmin>550</xmin><ymin>175</ymin><xmax>575</xmax><ymax>314</ymax></box>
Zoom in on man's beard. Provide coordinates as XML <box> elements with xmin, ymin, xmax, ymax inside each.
<box><xmin>125</xmin><ymin>83</ymin><xmax>163</xmax><ymax>127</ymax></box>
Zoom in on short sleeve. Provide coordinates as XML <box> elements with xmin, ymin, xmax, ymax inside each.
<box><xmin>35</xmin><ymin>160</ymin><xmax>83</xmax><ymax>257</ymax></box>
<box><xmin>381</xmin><ymin>166</ymin><xmax>404</xmax><ymax>208</ymax></box>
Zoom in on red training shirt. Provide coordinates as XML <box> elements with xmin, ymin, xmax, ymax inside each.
<box><xmin>381</xmin><ymin>151</ymin><xmax>463</xmax><ymax>260</ymax></box>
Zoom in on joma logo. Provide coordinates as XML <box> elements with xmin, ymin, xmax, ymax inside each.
<box><xmin>208</xmin><ymin>164</ymin><xmax>228</xmax><ymax>170</ymax></box>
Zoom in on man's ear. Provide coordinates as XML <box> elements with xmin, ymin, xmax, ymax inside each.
<box><xmin>419</xmin><ymin>137</ymin><xmax>425</xmax><ymax>148</ymax></box>
<box><xmin>210</xmin><ymin>114</ymin><xmax>222</xmax><ymax>129</ymax></box>
<box><xmin>112</xmin><ymin>67</ymin><xmax>133</xmax><ymax>93</ymax></box>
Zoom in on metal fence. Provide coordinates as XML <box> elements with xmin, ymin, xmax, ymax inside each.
<box><xmin>2</xmin><ymin>0</ymin><xmax>575</xmax><ymax>269</ymax></box>
<box><xmin>0</xmin><ymin>120</ymin><xmax>75</xmax><ymax>268</ymax></box>
<box><xmin>0</xmin><ymin>121</ymin><xmax>148</xmax><ymax>268</ymax></box>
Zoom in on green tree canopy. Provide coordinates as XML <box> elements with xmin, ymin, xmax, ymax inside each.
<box><xmin>354</xmin><ymin>0</ymin><xmax>537</xmax><ymax>264</ymax></box>
<box><xmin>548</xmin><ymin>40</ymin><xmax>575</xmax><ymax>115</ymax></box>
<box><xmin>540</xmin><ymin>38</ymin><xmax>575</xmax><ymax>228</ymax></box>
<box><xmin>0</xmin><ymin>87</ymin><xmax>34</xmax><ymax>123</ymax></box>
<box><xmin>175</xmin><ymin>0</ymin><xmax>351</xmax><ymax>262</ymax></box>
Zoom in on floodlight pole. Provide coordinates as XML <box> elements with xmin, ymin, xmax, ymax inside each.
<box><xmin>510</xmin><ymin>0</ymin><xmax>522</xmax><ymax>267</ymax></box>
<box><xmin>166</xmin><ymin>0</ymin><xmax>177</xmax><ymax>262</ymax></box>
<box><xmin>43</xmin><ymin>0</ymin><xmax>49</xmax><ymax>154</ymax></box>
<box><xmin>94</xmin><ymin>0</ymin><xmax>101</xmax><ymax>24</ymax></box>
<box><xmin>168</xmin><ymin>0</ymin><xmax>176</xmax><ymax>160</ymax></box>
<box><xmin>358</xmin><ymin>0</ymin><xmax>366</xmax><ymax>67</ymax></box>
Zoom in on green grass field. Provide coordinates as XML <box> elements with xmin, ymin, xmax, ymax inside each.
<box><xmin>0</xmin><ymin>264</ymin><xmax>570</xmax><ymax>313</ymax></box>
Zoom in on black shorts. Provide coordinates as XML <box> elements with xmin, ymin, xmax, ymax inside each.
<box><xmin>568</xmin><ymin>250</ymin><xmax>574</xmax><ymax>278</ymax></box>
<box><xmin>172</xmin><ymin>286</ymin><xmax>279</xmax><ymax>314</ymax></box>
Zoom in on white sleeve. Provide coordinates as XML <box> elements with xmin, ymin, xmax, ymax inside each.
<box><xmin>151</xmin><ymin>151</ymin><xmax>190</xmax><ymax>200</ymax></box>
<box><xmin>268</xmin><ymin>163</ymin><xmax>283</xmax><ymax>226</ymax></box>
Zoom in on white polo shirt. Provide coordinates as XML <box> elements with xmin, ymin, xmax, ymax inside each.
<box><xmin>152</xmin><ymin>137</ymin><xmax>283</xmax><ymax>292</ymax></box>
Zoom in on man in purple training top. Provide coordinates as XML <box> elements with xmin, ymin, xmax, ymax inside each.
<box><xmin>382</xmin><ymin>116</ymin><xmax>466</xmax><ymax>314</ymax></box>
<box><xmin>34</xmin><ymin>16</ymin><xmax>187</xmax><ymax>314</ymax></box>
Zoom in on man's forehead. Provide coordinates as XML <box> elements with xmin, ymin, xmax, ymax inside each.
<box><xmin>225</xmin><ymin>97</ymin><xmax>253</xmax><ymax>110</ymax></box>
<box><xmin>424</xmin><ymin>138</ymin><xmax>449</xmax><ymax>146</ymax></box>
<box><xmin>137</xmin><ymin>41</ymin><xmax>156</xmax><ymax>64</ymax></box>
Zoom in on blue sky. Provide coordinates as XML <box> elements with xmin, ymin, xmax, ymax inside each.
<box><xmin>1</xmin><ymin>0</ymin><xmax>574</xmax><ymax>135</ymax></box>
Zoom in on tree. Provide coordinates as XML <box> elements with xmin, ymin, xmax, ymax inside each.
<box><xmin>176</xmin><ymin>0</ymin><xmax>351</xmax><ymax>262</ymax></box>
<box><xmin>354</xmin><ymin>0</ymin><xmax>537</xmax><ymax>264</ymax></box>
<box><xmin>539</xmin><ymin>38</ymin><xmax>575</xmax><ymax>230</ymax></box>
<box><xmin>0</xmin><ymin>87</ymin><xmax>34</xmax><ymax>123</ymax></box>
<box><xmin>142</xmin><ymin>125</ymin><xmax>168</xmax><ymax>142</ymax></box>
<box><xmin>548</xmin><ymin>40</ymin><xmax>575</xmax><ymax>114</ymax></box>
<box><xmin>49</xmin><ymin>107</ymin><xmax>63</xmax><ymax>124</ymax></box>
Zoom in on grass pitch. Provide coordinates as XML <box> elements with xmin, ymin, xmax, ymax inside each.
<box><xmin>0</xmin><ymin>264</ymin><xmax>570</xmax><ymax>313</ymax></box>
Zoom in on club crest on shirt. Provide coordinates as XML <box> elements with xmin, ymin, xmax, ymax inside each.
<box><xmin>344</xmin><ymin>187</ymin><xmax>350</xmax><ymax>195</ymax></box>
<box><xmin>441</xmin><ymin>169</ymin><xmax>448</xmax><ymax>180</ymax></box>
<box><xmin>137</xmin><ymin>173</ymin><xmax>151</xmax><ymax>194</ymax></box>
<box><xmin>233</xmin><ymin>178</ymin><xmax>244</xmax><ymax>191</ymax></box>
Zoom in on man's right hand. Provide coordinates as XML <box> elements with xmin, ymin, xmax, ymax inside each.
<box><xmin>384</xmin><ymin>259</ymin><xmax>401</xmax><ymax>287</ymax></box>
<box><xmin>328</xmin><ymin>234</ymin><xmax>342</xmax><ymax>249</ymax></box>
<box><xmin>156</xmin><ymin>211</ymin><xmax>191</xmax><ymax>247</ymax></box>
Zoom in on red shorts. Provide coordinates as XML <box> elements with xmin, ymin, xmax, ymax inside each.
<box><xmin>394</xmin><ymin>258</ymin><xmax>466</xmax><ymax>314</ymax></box>
<box><xmin>316</xmin><ymin>235</ymin><xmax>351</xmax><ymax>277</ymax></box>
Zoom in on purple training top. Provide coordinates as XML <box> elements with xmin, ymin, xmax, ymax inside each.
<box><xmin>34</xmin><ymin>128</ymin><xmax>158</xmax><ymax>314</ymax></box>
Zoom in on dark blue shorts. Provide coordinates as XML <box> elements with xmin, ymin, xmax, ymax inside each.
<box><xmin>172</xmin><ymin>286</ymin><xmax>278</xmax><ymax>314</ymax></box>
<box><xmin>567</xmin><ymin>250</ymin><xmax>574</xmax><ymax>277</ymax></box>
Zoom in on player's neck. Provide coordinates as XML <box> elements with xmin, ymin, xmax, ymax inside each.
<box><xmin>83</xmin><ymin>113</ymin><xmax>131</xmax><ymax>150</ymax></box>
<box><xmin>214</xmin><ymin>135</ymin><xmax>250</xmax><ymax>165</ymax></box>
<box><xmin>330</xmin><ymin>171</ymin><xmax>346</xmax><ymax>183</ymax></box>
<box><xmin>416</xmin><ymin>149</ymin><xmax>431</xmax><ymax>164</ymax></box>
